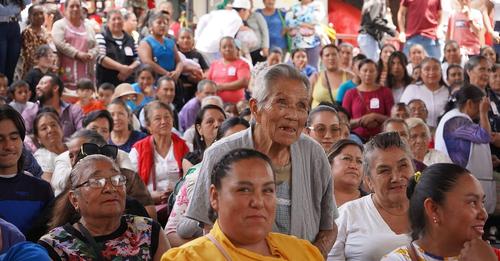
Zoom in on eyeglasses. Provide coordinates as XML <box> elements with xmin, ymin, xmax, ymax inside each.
<box><xmin>80</xmin><ymin>143</ymin><xmax>118</xmax><ymax>160</ymax></box>
<box><xmin>74</xmin><ymin>174</ymin><xmax>127</xmax><ymax>189</ymax></box>
<box><xmin>308</xmin><ymin>124</ymin><xmax>341</xmax><ymax>137</ymax></box>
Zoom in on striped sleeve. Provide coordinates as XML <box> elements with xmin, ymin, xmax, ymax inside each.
<box><xmin>95</xmin><ymin>33</ymin><xmax>107</xmax><ymax>64</ymax></box>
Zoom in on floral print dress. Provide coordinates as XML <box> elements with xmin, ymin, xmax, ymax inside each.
<box><xmin>39</xmin><ymin>215</ymin><xmax>160</xmax><ymax>260</ymax></box>
<box><xmin>285</xmin><ymin>1</ymin><xmax>324</xmax><ymax>49</ymax></box>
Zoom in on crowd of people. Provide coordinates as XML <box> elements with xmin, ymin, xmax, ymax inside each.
<box><xmin>1</xmin><ymin>0</ymin><xmax>500</xmax><ymax>260</ymax></box>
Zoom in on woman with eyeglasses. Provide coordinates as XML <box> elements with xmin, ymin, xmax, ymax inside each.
<box><xmin>33</xmin><ymin>109</ymin><xmax>67</xmax><ymax>183</ymax></box>
<box><xmin>39</xmin><ymin>155</ymin><xmax>170</xmax><ymax>260</ymax></box>
<box><xmin>305</xmin><ymin>105</ymin><xmax>342</xmax><ymax>153</ymax></box>
<box><xmin>328</xmin><ymin>139</ymin><xmax>366</xmax><ymax>207</ymax></box>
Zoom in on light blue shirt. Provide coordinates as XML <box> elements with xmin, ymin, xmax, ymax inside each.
<box><xmin>0</xmin><ymin>0</ymin><xmax>30</xmax><ymax>17</ymax></box>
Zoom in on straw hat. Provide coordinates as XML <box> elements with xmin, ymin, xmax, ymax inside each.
<box><xmin>112</xmin><ymin>83</ymin><xmax>144</xmax><ymax>105</ymax></box>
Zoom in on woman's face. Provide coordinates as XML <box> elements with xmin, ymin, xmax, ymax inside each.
<box><xmin>436</xmin><ymin>174</ymin><xmax>487</xmax><ymax>245</ymax></box>
<box><xmin>66</xmin><ymin>0</ymin><xmax>82</xmax><ymax>20</ymax></box>
<box><xmin>108</xmin><ymin>12</ymin><xmax>124</xmax><ymax>34</ymax></box>
<box><xmin>252</xmin><ymin>78</ymin><xmax>309</xmax><ymax>147</ymax></box>
<box><xmin>30</xmin><ymin>6</ymin><xmax>45</xmax><ymax>27</ymax></box>
<box><xmin>108</xmin><ymin>104</ymin><xmax>130</xmax><ymax>132</ymax></box>
<box><xmin>71</xmin><ymin>159</ymin><xmax>126</xmax><ymax>219</ymax></box>
<box><xmin>220</xmin><ymin>38</ymin><xmax>237</xmax><ymax>60</ymax></box>
<box><xmin>36</xmin><ymin>115</ymin><xmax>63</xmax><ymax>149</ymax></box>
<box><xmin>223</xmin><ymin>124</ymin><xmax>248</xmax><ymax>137</ymax></box>
<box><xmin>408</xmin><ymin>101</ymin><xmax>428</xmax><ymax>121</ymax></box>
<box><xmin>468</xmin><ymin>60</ymin><xmax>491</xmax><ymax>89</ymax></box>
<box><xmin>366</xmin><ymin>146</ymin><xmax>414</xmax><ymax>205</ymax></box>
<box><xmin>332</xmin><ymin>145</ymin><xmax>363</xmax><ymax>188</ymax></box>
<box><xmin>197</xmin><ymin>109</ymin><xmax>225</xmax><ymax>146</ymax></box>
<box><xmin>177</xmin><ymin>30</ymin><xmax>194</xmax><ymax>52</ymax></box>
<box><xmin>490</xmin><ymin>69</ymin><xmax>500</xmax><ymax>92</ymax></box>
<box><xmin>292</xmin><ymin>51</ymin><xmax>308</xmax><ymax>70</ymax></box>
<box><xmin>390</xmin><ymin>57</ymin><xmax>405</xmax><ymax>80</ymax></box>
<box><xmin>123</xmin><ymin>13</ymin><xmax>137</xmax><ymax>32</ymax></box>
<box><xmin>151</xmin><ymin>17</ymin><xmax>168</xmax><ymax>37</ymax></box>
<box><xmin>359</xmin><ymin>62</ymin><xmax>378</xmax><ymax>85</ymax></box>
<box><xmin>306</xmin><ymin>111</ymin><xmax>341</xmax><ymax>152</ymax></box>
<box><xmin>445</xmin><ymin>44</ymin><xmax>461</xmax><ymax>64</ymax></box>
<box><xmin>321</xmin><ymin>47</ymin><xmax>339</xmax><ymax>71</ymax></box>
<box><xmin>210</xmin><ymin>158</ymin><xmax>276</xmax><ymax>247</ymax></box>
<box><xmin>409</xmin><ymin>124</ymin><xmax>429</xmax><ymax>157</ymax></box>
<box><xmin>147</xmin><ymin>107</ymin><xmax>173</xmax><ymax>137</ymax></box>
<box><xmin>85</xmin><ymin>117</ymin><xmax>111</xmax><ymax>141</ymax></box>
<box><xmin>410</xmin><ymin>46</ymin><xmax>425</xmax><ymax>65</ymax></box>
<box><xmin>156</xmin><ymin>80</ymin><xmax>175</xmax><ymax>104</ymax></box>
<box><xmin>267</xmin><ymin>52</ymin><xmax>282</xmax><ymax>66</ymax></box>
<box><xmin>482</xmin><ymin>47</ymin><xmax>497</xmax><ymax>65</ymax></box>
<box><xmin>421</xmin><ymin>60</ymin><xmax>442</xmax><ymax>86</ymax></box>
<box><xmin>380</xmin><ymin>46</ymin><xmax>395</xmax><ymax>65</ymax></box>
<box><xmin>447</xmin><ymin>67</ymin><xmax>464</xmax><ymax>87</ymax></box>
<box><xmin>263</xmin><ymin>0</ymin><xmax>276</xmax><ymax>9</ymax></box>
<box><xmin>137</xmin><ymin>70</ymin><xmax>154</xmax><ymax>89</ymax></box>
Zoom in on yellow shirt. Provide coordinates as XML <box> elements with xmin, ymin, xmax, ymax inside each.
<box><xmin>162</xmin><ymin>221</ymin><xmax>324</xmax><ymax>261</ymax></box>
<box><xmin>311</xmin><ymin>71</ymin><xmax>348</xmax><ymax>108</ymax></box>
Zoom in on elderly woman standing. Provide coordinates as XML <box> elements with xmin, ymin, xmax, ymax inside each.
<box><xmin>129</xmin><ymin>101</ymin><xmax>190</xmax><ymax>205</ymax></box>
<box><xmin>406</xmin><ymin>117</ymin><xmax>452</xmax><ymax>166</ymax></box>
<box><xmin>185</xmin><ymin>64</ymin><xmax>337</xmax><ymax>257</ymax></box>
<box><xmin>162</xmin><ymin>148</ymin><xmax>324</xmax><ymax>260</ymax></box>
<box><xmin>52</xmin><ymin>0</ymin><xmax>98</xmax><ymax>98</ymax></box>
<box><xmin>39</xmin><ymin>155</ymin><xmax>170</xmax><ymax>260</ymax></box>
<box><xmin>95</xmin><ymin>10</ymin><xmax>140</xmax><ymax>87</ymax></box>
<box><xmin>329</xmin><ymin>132</ymin><xmax>413</xmax><ymax>261</ymax></box>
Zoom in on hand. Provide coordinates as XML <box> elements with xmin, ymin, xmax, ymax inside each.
<box><xmin>167</xmin><ymin>70</ymin><xmax>181</xmax><ymax>80</ymax></box>
<box><xmin>459</xmin><ymin>238</ymin><xmax>497</xmax><ymax>261</ymax></box>
<box><xmin>76</xmin><ymin>52</ymin><xmax>92</xmax><ymax>63</ymax></box>
<box><xmin>398</xmin><ymin>32</ymin><xmax>406</xmax><ymax>43</ymax></box>
<box><xmin>491</xmin><ymin>31</ymin><xmax>500</xmax><ymax>44</ymax></box>
<box><xmin>118</xmin><ymin>65</ymin><xmax>134</xmax><ymax>81</ymax></box>
<box><xmin>492</xmin><ymin>155</ymin><xmax>500</xmax><ymax>168</ymax></box>
<box><xmin>491</xmin><ymin>132</ymin><xmax>500</xmax><ymax>147</ymax></box>
<box><xmin>261</xmin><ymin>48</ymin><xmax>269</xmax><ymax>57</ymax></box>
<box><xmin>480</xmin><ymin>97</ymin><xmax>491</xmax><ymax>114</ymax></box>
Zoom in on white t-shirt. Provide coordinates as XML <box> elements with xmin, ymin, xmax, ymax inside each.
<box><xmin>34</xmin><ymin>148</ymin><xmax>58</xmax><ymax>173</ymax></box>
<box><xmin>400</xmin><ymin>83</ymin><xmax>450</xmax><ymax>127</ymax></box>
<box><xmin>423</xmin><ymin>149</ymin><xmax>453</xmax><ymax>166</ymax></box>
<box><xmin>194</xmin><ymin>9</ymin><xmax>243</xmax><ymax>54</ymax></box>
<box><xmin>328</xmin><ymin>195</ymin><xmax>411</xmax><ymax>261</ymax></box>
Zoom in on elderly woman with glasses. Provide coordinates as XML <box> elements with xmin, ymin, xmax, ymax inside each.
<box><xmin>305</xmin><ymin>105</ymin><xmax>342</xmax><ymax>153</ymax></box>
<box><xmin>38</xmin><ymin>155</ymin><xmax>170</xmax><ymax>260</ymax></box>
<box><xmin>185</xmin><ymin>64</ymin><xmax>337</xmax><ymax>258</ymax></box>
<box><xmin>329</xmin><ymin>132</ymin><xmax>413</xmax><ymax>260</ymax></box>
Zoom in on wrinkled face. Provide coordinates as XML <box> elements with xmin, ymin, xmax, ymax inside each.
<box><xmin>468</xmin><ymin>60</ymin><xmax>491</xmax><ymax>89</ymax></box>
<box><xmin>35</xmin><ymin>115</ymin><xmax>63</xmax><ymax>149</ymax></box>
<box><xmin>409</xmin><ymin>124</ymin><xmax>429</xmax><ymax>157</ymax></box>
<box><xmin>98</xmin><ymin>89</ymin><xmax>113</xmax><ymax>106</ymax></box>
<box><xmin>147</xmin><ymin>107</ymin><xmax>173</xmax><ymax>136</ymax></box>
<box><xmin>36</xmin><ymin>76</ymin><xmax>56</xmax><ymax>103</ymax></box>
<box><xmin>252</xmin><ymin>78</ymin><xmax>309</xmax><ymax>147</ymax></box>
<box><xmin>0</xmin><ymin>120</ymin><xmax>23</xmax><ymax>175</ymax></box>
<box><xmin>380</xmin><ymin>46</ymin><xmax>395</xmax><ymax>64</ymax></box>
<box><xmin>66</xmin><ymin>0</ymin><xmax>82</xmax><ymax>20</ymax></box>
<box><xmin>321</xmin><ymin>47</ymin><xmax>339</xmax><ymax>70</ymax></box>
<box><xmin>177</xmin><ymin>30</ymin><xmax>194</xmax><ymax>52</ymax></box>
<box><xmin>332</xmin><ymin>145</ymin><xmax>363</xmax><ymax>188</ymax></box>
<box><xmin>390</xmin><ymin>57</ymin><xmax>405</xmax><ymax>79</ymax></box>
<box><xmin>445</xmin><ymin>43</ymin><xmax>461</xmax><ymax>64</ymax></box>
<box><xmin>490</xmin><ymin>69</ymin><xmax>500</xmax><ymax>92</ymax></box>
<box><xmin>384</xmin><ymin>122</ymin><xmax>409</xmax><ymax>142</ymax></box>
<box><xmin>108</xmin><ymin>104</ymin><xmax>130</xmax><ymax>132</ymax></box>
<box><xmin>30</xmin><ymin>5</ymin><xmax>45</xmax><ymax>27</ymax></box>
<box><xmin>151</xmin><ymin>17</ymin><xmax>168</xmax><ymax>37</ymax></box>
<box><xmin>410</xmin><ymin>46</ymin><xmax>425</xmax><ymax>65</ymax></box>
<box><xmin>137</xmin><ymin>71</ymin><xmax>155</xmax><ymax>90</ymax></box>
<box><xmin>339</xmin><ymin>46</ymin><xmax>353</xmax><ymax>65</ymax></box>
<box><xmin>367</xmin><ymin>147</ymin><xmax>414</xmax><ymax>205</ymax></box>
<box><xmin>409</xmin><ymin>101</ymin><xmax>428</xmax><ymax>121</ymax></box>
<box><xmin>421</xmin><ymin>60</ymin><xmax>441</xmax><ymax>86</ymax></box>
<box><xmin>156</xmin><ymin>80</ymin><xmax>175</xmax><ymax>104</ymax></box>
<box><xmin>86</xmin><ymin>117</ymin><xmax>111</xmax><ymax>141</ymax></box>
<box><xmin>13</xmin><ymin>85</ymin><xmax>31</xmax><ymax>104</ymax></box>
<box><xmin>390</xmin><ymin>106</ymin><xmax>410</xmax><ymax>119</ymax></box>
<box><xmin>198</xmin><ymin>84</ymin><xmax>217</xmax><ymax>100</ymax></box>
<box><xmin>306</xmin><ymin>111</ymin><xmax>341</xmax><ymax>153</ymax></box>
<box><xmin>292</xmin><ymin>51</ymin><xmax>308</xmax><ymax>70</ymax></box>
<box><xmin>220</xmin><ymin>38</ymin><xmax>237</xmax><ymax>60</ymax></box>
<box><xmin>108</xmin><ymin>12</ymin><xmax>124</xmax><ymax>33</ymax></box>
<box><xmin>436</xmin><ymin>174</ymin><xmax>487</xmax><ymax>245</ymax></box>
<box><xmin>196</xmin><ymin>108</ymin><xmax>225</xmax><ymax>146</ymax></box>
<box><xmin>359</xmin><ymin>62</ymin><xmax>378</xmax><ymax>85</ymax></box>
<box><xmin>210</xmin><ymin>158</ymin><xmax>276</xmax><ymax>247</ymax></box>
<box><xmin>267</xmin><ymin>52</ymin><xmax>282</xmax><ymax>66</ymax></box>
<box><xmin>482</xmin><ymin>47</ymin><xmax>497</xmax><ymax>65</ymax></box>
<box><xmin>447</xmin><ymin>67</ymin><xmax>464</xmax><ymax>87</ymax></box>
<box><xmin>71</xmin><ymin>160</ymin><xmax>126</xmax><ymax>219</ymax></box>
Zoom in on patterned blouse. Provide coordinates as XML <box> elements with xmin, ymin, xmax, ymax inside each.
<box><xmin>39</xmin><ymin>215</ymin><xmax>161</xmax><ymax>261</ymax></box>
<box><xmin>382</xmin><ymin>242</ymin><xmax>459</xmax><ymax>261</ymax></box>
<box><xmin>20</xmin><ymin>26</ymin><xmax>49</xmax><ymax>78</ymax></box>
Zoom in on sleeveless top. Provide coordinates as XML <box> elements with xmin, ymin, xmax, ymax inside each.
<box><xmin>143</xmin><ymin>35</ymin><xmax>176</xmax><ymax>71</ymax></box>
<box><xmin>39</xmin><ymin>215</ymin><xmax>160</xmax><ymax>261</ymax></box>
<box><xmin>311</xmin><ymin>71</ymin><xmax>347</xmax><ymax>108</ymax></box>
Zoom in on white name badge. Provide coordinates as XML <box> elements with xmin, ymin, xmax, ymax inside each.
<box><xmin>492</xmin><ymin>101</ymin><xmax>499</xmax><ymax>115</ymax></box>
<box><xmin>124</xmin><ymin>46</ymin><xmax>133</xmax><ymax>56</ymax></box>
<box><xmin>227</xmin><ymin>67</ymin><xmax>236</xmax><ymax>76</ymax></box>
<box><xmin>370</xmin><ymin>98</ymin><xmax>380</xmax><ymax>109</ymax></box>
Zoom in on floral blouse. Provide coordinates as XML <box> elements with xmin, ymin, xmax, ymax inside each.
<box><xmin>20</xmin><ymin>26</ymin><xmax>49</xmax><ymax>78</ymax></box>
<box><xmin>382</xmin><ymin>242</ymin><xmax>459</xmax><ymax>261</ymax></box>
<box><xmin>285</xmin><ymin>1</ymin><xmax>324</xmax><ymax>49</ymax></box>
<box><xmin>39</xmin><ymin>215</ymin><xmax>160</xmax><ymax>260</ymax></box>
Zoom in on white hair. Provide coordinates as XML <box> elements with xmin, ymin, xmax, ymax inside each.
<box><xmin>405</xmin><ymin>117</ymin><xmax>431</xmax><ymax>138</ymax></box>
<box><xmin>201</xmin><ymin>95</ymin><xmax>224</xmax><ymax>108</ymax></box>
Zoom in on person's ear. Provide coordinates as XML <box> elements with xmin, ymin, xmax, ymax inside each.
<box><xmin>363</xmin><ymin>175</ymin><xmax>374</xmax><ymax>193</ymax></box>
<box><xmin>209</xmin><ymin>185</ymin><xmax>219</xmax><ymax>212</ymax></box>
<box><xmin>249</xmin><ymin>98</ymin><xmax>261</xmax><ymax>123</ymax></box>
<box><xmin>195</xmin><ymin>123</ymin><xmax>203</xmax><ymax>137</ymax></box>
<box><xmin>69</xmin><ymin>190</ymin><xmax>80</xmax><ymax>211</ymax></box>
<box><xmin>423</xmin><ymin>198</ymin><xmax>441</xmax><ymax>225</ymax></box>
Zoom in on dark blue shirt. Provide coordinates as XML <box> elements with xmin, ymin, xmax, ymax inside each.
<box><xmin>109</xmin><ymin>130</ymin><xmax>148</xmax><ymax>153</ymax></box>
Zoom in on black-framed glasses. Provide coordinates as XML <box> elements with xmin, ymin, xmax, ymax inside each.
<box><xmin>74</xmin><ymin>174</ymin><xmax>127</xmax><ymax>189</ymax></box>
<box><xmin>80</xmin><ymin>143</ymin><xmax>118</xmax><ymax>160</ymax></box>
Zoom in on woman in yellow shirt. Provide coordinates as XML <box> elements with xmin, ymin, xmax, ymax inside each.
<box><xmin>161</xmin><ymin>148</ymin><xmax>324</xmax><ymax>261</ymax></box>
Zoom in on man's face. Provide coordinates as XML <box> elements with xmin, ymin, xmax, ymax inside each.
<box><xmin>198</xmin><ymin>84</ymin><xmax>217</xmax><ymax>100</ymax></box>
<box><xmin>0</xmin><ymin>119</ymin><xmax>23</xmax><ymax>175</ymax></box>
<box><xmin>36</xmin><ymin>76</ymin><xmax>55</xmax><ymax>104</ymax></box>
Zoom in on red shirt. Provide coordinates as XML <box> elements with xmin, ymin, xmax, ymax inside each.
<box><xmin>448</xmin><ymin>10</ymin><xmax>482</xmax><ymax>55</ymax></box>
<box><xmin>79</xmin><ymin>99</ymin><xmax>105</xmax><ymax>115</ymax></box>
<box><xmin>402</xmin><ymin>0</ymin><xmax>441</xmax><ymax>40</ymax></box>
<box><xmin>342</xmin><ymin>86</ymin><xmax>394</xmax><ymax>140</ymax></box>
<box><xmin>207</xmin><ymin>59</ymin><xmax>250</xmax><ymax>104</ymax></box>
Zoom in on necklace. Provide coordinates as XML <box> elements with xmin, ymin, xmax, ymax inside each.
<box><xmin>372</xmin><ymin>195</ymin><xmax>408</xmax><ymax>217</ymax></box>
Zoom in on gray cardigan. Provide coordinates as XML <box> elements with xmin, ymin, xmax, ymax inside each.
<box><xmin>246</xmin><ymin>11</ymin><xmax>270</xmax><ymax>52</ymax></box>
<box><xmin>185</xmin><ymin>126</ymin><xmax>337</xmax><ymax>242</ymax></box>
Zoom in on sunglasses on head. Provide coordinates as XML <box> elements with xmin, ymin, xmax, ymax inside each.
<box><xmin>79</xmin><ymin>143</ymin><xmax>118</xmax><ymax>160</ymax></box>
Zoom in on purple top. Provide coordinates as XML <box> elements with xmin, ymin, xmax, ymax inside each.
<box><xmin>21</xmin><ymin>102</ymin><xmax>84</xmax><ymax>139</ymax></box>
<box><xmin>443</xmin><ymin>116</ymin><xmax>491</xmax><ymax>167</ymax></box>
<box><xmin>178</xmin><ymin>97</ymin><xmax>201</xmax><ymax>132</ymax></box>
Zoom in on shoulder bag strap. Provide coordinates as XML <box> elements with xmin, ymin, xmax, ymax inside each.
<box><xmin>151</xmin><ymin>137</ymin><xmax>157</xmax><ymax>191</ymax></box>
<box><xmin>77</xmin><ymin>222</ymin><xmax>104</xmax><ymax>261</ymax></box>
<box><xmin>205</xmin><ymin>234</ymin><xmax>233</xmax><ymax>261</ymax></box>
<box><xmin>324</xmin><ymin>71</ymin><xmax>336</xmax><ymax>104</ymax></box>
<box><xmin>407</xmin><ymin>242</ymin><xmax>419</xmax><ymax>261</ymax></box>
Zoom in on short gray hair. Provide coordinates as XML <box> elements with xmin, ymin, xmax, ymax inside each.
<box><xmin>70</xmin><ymin>155</ymin><xmax>120</xmax><ymax>189</ymax></box>
<box><xmin>405</xmin><ymin>117</ymin><xmax>431</xmax><ymax>138</ymax></box>
<box><xmin>197</xmin><ymin>79</ymin><xmax>216</xmax><ymax>92</ymax></box>
<box><xmin>201</xmin><ymin>95</ymin><xmax>224</xmax><ymax>108</ymax></box>
<box><xmin>67</xmin><ymin>129</ymin><xmax>107</xmax><ymax>147</ymax></box>
<box><xmin>252</xmin><ymin>63</ymin><xmax>310</xmax><ymax>108</ymax></box>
